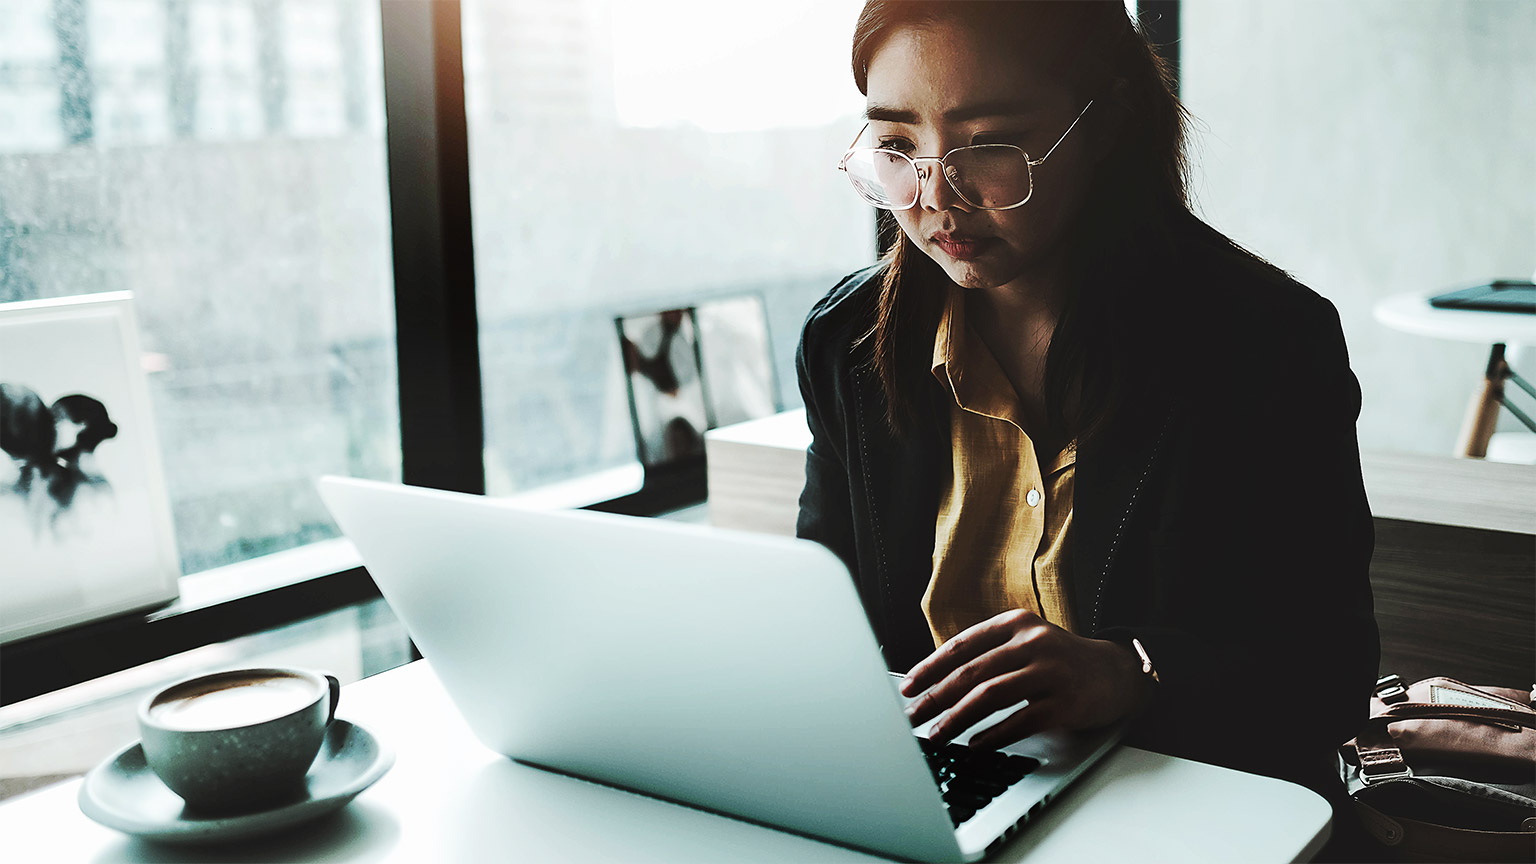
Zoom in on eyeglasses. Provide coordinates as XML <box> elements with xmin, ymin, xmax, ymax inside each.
<box><xmin>836</xmin><ymin>101</ymin><xmax>1093</xmax><ymax>211</ymax></box>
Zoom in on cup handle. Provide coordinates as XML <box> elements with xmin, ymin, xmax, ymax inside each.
<box><xmin>325</xmin><ymin>674</ymin><xmax>341</xmax><ymax>726</ymax></box>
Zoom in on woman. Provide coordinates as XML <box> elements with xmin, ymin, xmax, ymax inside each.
<box><xmin>796</xmin><ymin>0</ymin><xmax>1379</xmax><ymax>830</ymax></box>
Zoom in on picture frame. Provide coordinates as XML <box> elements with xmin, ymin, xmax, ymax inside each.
<box><xmin>616</xmin><ymin>308</ymin><xmax>711</xmax><ymax>468</ymax></box>
<box><xmin>0</xmin><ymin>292</ymin><xmax>181</xmax><ymax>643</ymax></box>
<box><xmin>615</xmin><ymin>294</ymin><xmax>781</xmax><ymax>472</ymax></box>
<box><xmin>694</xmin><ymin>293</ymin><xmax>780</xmax><ymax>429</ymax></box>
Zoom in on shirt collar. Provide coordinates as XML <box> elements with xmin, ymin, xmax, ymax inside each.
<box><xmin>931</xmin><ymin>284</ymin><xmax>1018</xmax><ymax>426</ymax></box>
<box><xmin>930</xmin><ymin>284</ymin><xmax>1077</xmax><ymax>473</ymax></box>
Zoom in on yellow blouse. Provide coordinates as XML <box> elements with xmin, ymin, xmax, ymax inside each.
<box><xmin>923</xmin><ymin>286</ymin><xmax>1079</xmax><ymax>647</ymax></box>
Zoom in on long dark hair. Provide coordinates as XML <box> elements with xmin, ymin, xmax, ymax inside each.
<box><xmin>850</xmin><ymin>1</ymin><xmax>1243</xmax><ymax>442</ymax></box>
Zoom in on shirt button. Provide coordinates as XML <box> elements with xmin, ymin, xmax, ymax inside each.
<box><xmin>1026</xmin><ymin>489</ymin><xmax>1042</xmax><ymax>507</ymax></box>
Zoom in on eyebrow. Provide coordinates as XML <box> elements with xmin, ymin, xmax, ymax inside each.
<box><xmin>864</xmin><ymin>98</ymin><xmax>1037</xmax><ymax>124</ymax></box>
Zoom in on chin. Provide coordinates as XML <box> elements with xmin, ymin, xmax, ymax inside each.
<box><xmin>932</xmin><ymin>257</ymin><xmax>1017</xmax><ymax>292</ymax></box>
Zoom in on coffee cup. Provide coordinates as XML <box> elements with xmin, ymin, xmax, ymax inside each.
<box><xmin>137</xmin><ymin>667</ymin><xmax>341</xmax><ymax>813</ymax></box>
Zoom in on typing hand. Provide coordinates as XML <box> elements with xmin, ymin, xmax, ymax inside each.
<box><xmin>900</xmin><ymin>609</ymin><xmax>1150</xmax><ymax>750</ymax></box>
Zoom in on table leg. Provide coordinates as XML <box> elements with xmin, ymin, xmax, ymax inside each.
<box><xmin>1455</xmin><ymin>343</ymin><xmax>1507</xmax><ymax>459</ymax></box>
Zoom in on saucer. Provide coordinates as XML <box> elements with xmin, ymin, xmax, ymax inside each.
<box><xmin>78</xmin><ymin>719</ymin><xmax>394</xmax><ymax>845</ymax></box>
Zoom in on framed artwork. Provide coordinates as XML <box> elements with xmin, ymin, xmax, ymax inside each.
<box><xmin>695</xmin><ymin>294</ymin><xmax>779</xmax><ymax>429</ymax></box>
<box><xmin>0</xmin><ymin>292</ymin><xmax>180</xmax><ymax>643</ymax></box>
<box><xmin>617</xmin><ymin>308</ymin><xmax>710</xmax><ymax>468</ymax></box>
<box><xmin>616</xmin><ymin>295</ymin><xmax>780</xmax><ymax>471</ymax></box>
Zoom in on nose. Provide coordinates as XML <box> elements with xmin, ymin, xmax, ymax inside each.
<box><xmin>912</xmin><ymin>158</ymin><xmax>969</xmax><ymax>213</ymax></box>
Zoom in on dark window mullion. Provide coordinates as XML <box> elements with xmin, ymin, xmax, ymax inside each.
<box><xmin>380</xmin><ymin>0</ymin><xmax>484</xmax><ymax>494</ymax></box>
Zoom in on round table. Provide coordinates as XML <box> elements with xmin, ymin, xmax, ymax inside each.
<box><xmin>1373</xmin><ymin>292</ymin><xmax>1536</xmax><ymax>459</ymax></box>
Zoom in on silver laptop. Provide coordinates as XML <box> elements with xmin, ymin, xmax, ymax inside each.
<box><xmin>318</xmin><ymin>476</ymin><xmax>1120</xmax><ymax>862</ymax></box>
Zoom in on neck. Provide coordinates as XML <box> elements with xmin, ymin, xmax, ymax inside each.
<box><xmin>969</xmin><ymin>255</ymin><xmax>1071</xmax><ymax>349</ymax></box>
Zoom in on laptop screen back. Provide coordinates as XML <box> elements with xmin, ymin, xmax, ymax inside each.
<box><xmin>318</xmin><ymin>476</ymin><xmax>963</xmax><ymax>862</ymax></box>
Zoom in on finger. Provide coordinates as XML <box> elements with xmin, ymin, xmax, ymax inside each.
<box><xmin>966</xmin><ymin>700</ymin><xmax>1057</xmax><ymax>752</ymax></box>
<box><xmin>928</xmin><ymin>667</ymin><xmax>1049</xmax><ymax>743</ymax></box>
<box><xmin>906</xmin><ymin>641</ymin><xmax>1017</xmax><ymax>728</ymax></box>
<box><xmin>906</xmin><ymin>641</ymin><xmax>1040</xmax><ymax>730</ymax></box>
<box><xmin>902</xmin><ymin>610</ymin><xmax>1035</xmax><ymax>697</ymax></box>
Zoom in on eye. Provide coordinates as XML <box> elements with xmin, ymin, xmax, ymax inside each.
<box><xmin>876</xmin><ymin>137</ymin><xmax>916</xmax><ymax>154</ymax></box>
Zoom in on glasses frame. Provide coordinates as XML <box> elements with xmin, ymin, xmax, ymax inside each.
<box><xmin>837</xmin><ymin>100</ymin><xmax>1094</xmax><ymax>211</ymax></box>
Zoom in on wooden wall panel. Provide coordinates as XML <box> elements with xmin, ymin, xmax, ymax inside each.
<box><xmin>1370</xmin><ymin>518</ymin><xmax>1534</xmax><ymax>688</ymax></box>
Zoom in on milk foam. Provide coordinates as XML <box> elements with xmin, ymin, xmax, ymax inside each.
<box><xmin>150</xmin><ymin>675</ymin><xmax>317</xmax><ymax>731</ymax></box>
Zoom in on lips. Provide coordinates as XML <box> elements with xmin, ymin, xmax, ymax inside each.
<box><xmin>931</xmin><ymin>233</ymin><xmax>994</xmax><ymax>261</ymax></box>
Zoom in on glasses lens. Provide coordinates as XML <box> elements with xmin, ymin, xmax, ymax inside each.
<box><xmin>946</xmin><ymin>146</ymin><xmax>1031</xmax><ymax>208</ymax></box>
<box><xmin>842</xmin><ymin>149</ymin><xmax>917</xmax><ymax>209</ymax></box>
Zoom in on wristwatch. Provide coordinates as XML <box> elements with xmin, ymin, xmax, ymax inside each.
<box><xmin>1131</xmin><ymin>637</ymin><xmax>1161</xmax><ymax>684</ymax></box>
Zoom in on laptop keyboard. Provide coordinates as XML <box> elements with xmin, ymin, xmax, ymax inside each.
<box><xmin>919</xmin><ymin>738</ymin><xmax>1040</xmax><ymax>826</ymax></box>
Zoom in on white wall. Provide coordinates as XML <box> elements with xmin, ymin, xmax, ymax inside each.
<box><xmin>1180</xmin><ymin>0</ymin><xmax>1535</xmax><ymax>456</ymax></box>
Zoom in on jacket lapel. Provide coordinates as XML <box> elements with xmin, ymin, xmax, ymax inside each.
<box><xmin>1072</xmin><ymin>399</ymin><xmax>1175</xmax><ymax>634</ymax></box>
<box><xmin>852</xmin><ymin>365</ymin><xmax>951</xmax><ymax>670</ymax></box>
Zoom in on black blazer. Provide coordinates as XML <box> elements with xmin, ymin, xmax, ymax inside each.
<box><xmin>794</xmin><ymin>247</ymin><xmax>1379</xmax><ymax>799</ymax></box>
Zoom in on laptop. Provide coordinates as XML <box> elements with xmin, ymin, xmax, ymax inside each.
<box><xmin>317</xmin><ymin>476</ymin><xmax>1121</xmax><ymax>862</ymax></box>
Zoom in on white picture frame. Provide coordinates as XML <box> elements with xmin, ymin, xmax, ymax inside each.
<box><xmin>695</xmin><ymin>293</ymin><xmax>780</xmax><ymax>429</ymax></box>
<box><xmin>0</xmin><ymin>292</ymin><xmax>180</xmax><ymax>643</ymax></box>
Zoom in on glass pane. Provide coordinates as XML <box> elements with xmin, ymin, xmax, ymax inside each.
<box><xmin>844</xmin><ymin>149</ymin><xmax>917</xmax><ymax>210</ymax></box>
<box><xmin>949</xmin><ymin>147</ymin><xmax>1031</xmax><ymax>209</ymax></box>
<box><xmin>0</xmin><ymin>0</ymin><xmax>400</xmax><ymax>573</ymax></box>
<box><xmin>462</xmin><ymin>0</ymin><xmax>875</xmax><ymax>496</ymax></box>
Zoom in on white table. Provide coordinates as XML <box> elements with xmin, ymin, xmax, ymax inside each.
<box><xmin>0</xmin><ymin>661</ymin><xmax>1331</xmax><ymax>863</ymax></box>
<box><xmin>1374</xmin><ymin>292</ymin><xmax>1536</xmax><ymax>458</ymax></box>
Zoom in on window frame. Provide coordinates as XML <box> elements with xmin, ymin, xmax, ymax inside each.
<box><xmin>0</xmin><ymin>0</ymin><xmax>700</xmax><ymax>705</ymax></box>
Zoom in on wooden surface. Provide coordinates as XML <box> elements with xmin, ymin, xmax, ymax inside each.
<box><xmin>1371</xmin><ymin>518</ymin><xmax>1535</xmax><ymax>687</ymax></box>
<box><xmin>707</xmin><ymin>413</ymin><xmax>1536</xmax><ymax>537</ymax></box>
<box><xmin>1360</xmin><ymin>451</ymin><xmax>1536</xmax><ymax>534</ymax></box>
<box><xmin>1453</xmin><ymin>347</ymin><xmax>1509</xmax><ymax>459</ymax></box>
<box><xmin>704</xmin><ymin>410</ymin><xmax>812</xmax><ymax>537</ymax></box>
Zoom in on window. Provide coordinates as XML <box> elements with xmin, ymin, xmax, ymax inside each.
<box><xmin>0</xmin><ymin>0</ymin><xmax>400</xmax><ymax>574</ymax></box>
<box><xmin>5</xmin><ymin>0</ymin><xmax>895</xmax><ymax>698</ymax></box>
<box><xmin>460</xmin><ymin>0</ymin><xmax>876</xmax><ymax>497</ymax></box>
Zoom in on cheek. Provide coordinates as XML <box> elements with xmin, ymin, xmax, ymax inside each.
<box><xmin>983</xmin><ymin>211</ymin><xmax>1045</xmax><ymax>252</ymax></box>
<box><xmin>990</xmin><ymin>189</ymin><xmax>1078</xmax><ymax>256</ymax></box>
<box><xmin>1022</xmin><ymin>157</ymin><xmax>1094</xmax><ymax>234</ymax></box>
<box><xmin>892</xmin><ymin>210</ymin><xmax>925</xmax><ymax>245</ymax></box>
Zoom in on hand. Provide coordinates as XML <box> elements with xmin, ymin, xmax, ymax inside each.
<box><xmin>900</xmin><ymin>609</ymin><xmax>1151</xmax><ymax>750</ymax></box>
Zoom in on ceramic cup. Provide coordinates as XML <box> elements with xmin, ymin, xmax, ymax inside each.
<box><xmin>137</xmin><ymin>667</ymin><xmax>341</xmax><ymax>813</ymax></box>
